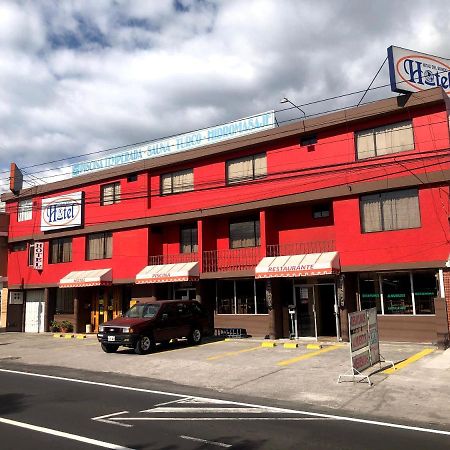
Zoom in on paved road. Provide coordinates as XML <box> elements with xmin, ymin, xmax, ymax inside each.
<box><xmin>0</xmin><ymin>364</ymin><xmax>449</xmax><ymax>449</ymax></box>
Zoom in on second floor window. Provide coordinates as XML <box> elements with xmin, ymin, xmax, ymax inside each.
<box><xmin>180</xmin><ymin>224</ymin><xmax>198</xmax><ymax>253</ymax></box>
<box><xmin>18</xmin><ymin>199</ymin><xmax>33</xmax><ymax>222</ymax></box>
<box><xmin>226</xmin><ymin>153</ymin><xmax>267</xmax><ymax>184</ymax></box>
<box><xmin>161</xmin><ymin>169</ymin><xmax>194</xmax><ymax>195</ymax></box>
<box><xmin>28</xmin><ymin>242</ymin><xmax>35</xmax><ymax>267</ymax></box>
<box><xmin>356</xmin><ymin>120</ymin><xmax>414</xmax><ymax>160</ymax></box>
<box><xmin>50</xmin><ymin>238</ymin><xmax>72</xmax><ymax>263</ymax></box>
<box><xmin>101</xmin><ymin>182</ymin><xmax>121</xmax><ymax>205</ymax></box>
<box><xmin>229</xmin><ymin>219</ymin><xmax>260</xmax><ymax>249</ymax></box>
<box><xmin>86</xmin><ymin>232</ymin><xmax>112</xmax><ymax>260</ymax></box>
<box><xmin>360</xmin><ymin>188</ymin><xmax>420</xmax><ymax>233</ymax></box>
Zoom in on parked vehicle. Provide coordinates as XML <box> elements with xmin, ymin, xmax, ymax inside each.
<box><xmin>97</xmin><ymin>299</ymin><xmax>210</xmax><ymax>354</ymax></box>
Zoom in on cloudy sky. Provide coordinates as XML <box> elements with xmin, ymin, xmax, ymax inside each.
<box><xmin>0</xmin><ymin>0</ymin><xmax>449</xmax><ymax>196</ymax></box>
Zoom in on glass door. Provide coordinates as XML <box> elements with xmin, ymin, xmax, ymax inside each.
<box><xmin>294</xmin><ymin>285</ymin><xmax>317</xmax><ymax>338</ymax></box>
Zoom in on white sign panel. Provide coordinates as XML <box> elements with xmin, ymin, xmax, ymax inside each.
<box><xmin>41</xmin><ymin>192</ymin><xmax>83</xmax><ymax>231</ymax></box>
<box><xmin>9</xmin><ymin>291</ymin><xmax>24</xmax><ymax>304</ymax></box>
<box><xmin>387</xmin><ymin>45</ymin><xmax>450</xmax><ymax>94</ymax></box>
<box><xmin>33</xmin><ymin>242</ymin><xmax>44</xmax><ymax>270</ymax></box>
<box><xmin>71</xmin><ymin>111</ymin><xmax>275</xmax><ymax>177</ymax></box>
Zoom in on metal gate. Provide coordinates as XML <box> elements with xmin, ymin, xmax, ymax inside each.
<box><xmin>24</xmin><ymin>290</ymin><xmax>45</xmax><ymax>333</ymax></box>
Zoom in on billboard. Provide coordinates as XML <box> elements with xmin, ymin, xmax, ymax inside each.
<box><xmin>387</xmin><ymin>46</ymin><xmax>450</xmax><ymax>94</ymax></box>
<box><xmin>41</xmin><ymin>192</ymin><xmax>83</xmax><ymax>231</ymax></box>
<box><xmin>71</xmin><ymin>111</ymin><xmax>276</xmax><ymax>177</ymax></box>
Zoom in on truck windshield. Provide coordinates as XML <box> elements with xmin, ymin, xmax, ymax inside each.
<box><xmin>124</xmin><ymin>303</ymin><xmax>160</xmax><ymax>318</ymax></box>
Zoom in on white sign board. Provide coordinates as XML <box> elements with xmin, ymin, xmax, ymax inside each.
<box><xmin>41</xmin><ymin>192</ymin><xmax>83</xmax><ymax>231</ymax></box>
<box><xmin>33</xmin><ymin>242</ymin><xmax>44</xmax><ymax>270</ymax></box>
<box><xmin>71</xmin><ymin>111</ymin><xmax>275</xmax><ymax>177</ymax></box>
<box><xmin>387</xmin><ymin>45</ymin><xmax>450</xmax><ymax>94</ymax></box>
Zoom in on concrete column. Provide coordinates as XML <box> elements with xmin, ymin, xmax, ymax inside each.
<box><xmin>43</xmin><ymin>288</ymin><xmax>50</xmax><ymax>332</ymax></box>
<box><xmin>434</xmin><ymin>297</ymin><xmax>449</xmax><ymax>349</ymax></box>
<box><xmin>74</xmin><ymin>293</ymin><xmax>80</xmax><ymax>334</ymax></box>
<box><xmin>197</xmin><ymin>219</ymin><xmax>203</xmax><ymax>274</ymax></box>
<box><xmin>259</xmin><ymin>210</ymin><xmax>267</xmax><ymax>258</ymax></box>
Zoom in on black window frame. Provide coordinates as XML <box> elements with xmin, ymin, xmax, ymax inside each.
<box><xmin>160</xmin><ymin>169</ymin><xmax>194</xmax><ymax>195</ymax></box>
<box><xmin>229</xmin><ymin>218</ymin><xmax>260</xmax><ymax>249</ymax></box>
<box><xmin>86</xmin><ymin>232</ymin><xmax>113</xmax><ymax>260</ymax></box>
<box><xmin>312</xmin><ymin>203</ymin><xmax>330</xmax><ymax>219</ymax></box>
<box><xmin>100</xmin><ymin>182</ymin><xmax>121</xmax><ymax>206</ymax></box>
<box><xmin>180</xmin><ymin>224</ymin><xmax>198</xmax><ymax>254</ymax></box>
<box><xmin>49</xmin><ymin>237</ymin><xmax>73</xmax><ymax>264</ymax></box>
<box><xmin>226</xmin><ymin>153</ymin><xmax>267</xmax><ymax>185</ymax></box>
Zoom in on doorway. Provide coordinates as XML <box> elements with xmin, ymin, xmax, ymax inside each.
<box><xmin>24</xmin><ymin>290</ymin><xmax>45</xmax><ymax>333</ymax></box>
<box><xmin>293</xmin><ymin>283</ymin><xmax>339</xmax><ymax>340</ymax></box>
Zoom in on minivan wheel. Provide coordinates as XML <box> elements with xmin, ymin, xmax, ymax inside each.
<box><xmin>189</xmin><ymin>328</ymin><xmax>202</xmax><ymax>345</ymax></box>
<box><xmin>101</xmin><ymin>343</ymin><xmax>119</xmax><ymax>353</ymax></box>
<box><xmin>135</xmin><ymin>335</ymin><xmax>153</xmax><ymax>355</ymax></box>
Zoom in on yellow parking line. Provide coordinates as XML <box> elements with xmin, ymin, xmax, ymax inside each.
<box><xmin>383</xmin><ymin>348</ymin><xmax>435</xmax><ymax>374</ymax></box>
<box><xmin>277</xmin><ymin>345</ymin><xmax>342</xmax><ymax>366</ymax></box>
<box><xmin>207</xmin><ymin>345</ymin><xmax>263</xmax><ymax>361</ymax></box>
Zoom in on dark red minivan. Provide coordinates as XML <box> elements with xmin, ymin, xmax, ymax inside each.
<box><xmin>97</xmin><ymin>299</ymin><xmax>210</xmax><ymax>354</ymax></box>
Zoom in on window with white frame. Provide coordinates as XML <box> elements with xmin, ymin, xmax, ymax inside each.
<box><xmin>226</xmin><ymin>153</ymin><xmax>267</xmax><ymax>184</ymax></box>
<box><xmin>216</xmin><ymin>279</ymin><xmax>268</xmax><ymax>314</ymax></box>
<box><xmin>17</xmin><ymin>199</ymin><xmax>32</xmax><ymax>222</ymax></box>
<box><xmin>356</xmin><ymin>120</ymin><xmax>414</xmax><ymax>160</ymax></box>
<box><xmin>161</xmin><ymin>169</ymin><xmax>194</xmax><ymax>195</ymax></box>
<box><xmin>358</xmin><ymin>271</ymin><xmax>437</xmax><ymax>315</ymax></box>
<box><xmin>101</xmin><ymin>182</ymin><xmax>121</xmax><ymax>205</ymax></box>
<box><xmin>360</xmin><ymin>188</ymin><xmax>420</xmax><ymax>233</ymax></box>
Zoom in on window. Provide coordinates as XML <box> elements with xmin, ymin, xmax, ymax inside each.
<box><xmin>356</xmin><ymin>120</ymin><xmax>414</xmax><ymax>159</ymax></box>
<box><xmin>216</xmin><ymin>279</ymin><xmax>268</xmax><ymax>315</ymax></box>
<box><xmin>18</xmin><ymin>199</ymin><xmax>32</xmax><ymax>222</ymax></box>
<box><xmin>161</xmin><ymin>169</ymin><xmax>194</xmax><ymax>195</ymax></box>
<box><xmin>127</xmin><ymin>174</ymin><xmax>138</xmax><ymax>182</ymax></box>
<box><xmin>101</xmin><ymin>182</ymin><xmax>121</xmax><ymax>205</ymax></box>
<box><xmin>300</xmin><ymin>135</ymin><xmax>317</xmax><ymax>146</ymax></box>
<box><xmin>360</xmin><ymin>189</ymin><xmax>420</xmax><ymax>233</ymax></box>
<box><xmin>180</xmin><ymin>224</ymin><xmax>198</xmax><ymax>253</ymax></box>
<box><xmin>86</xmin><ymin>232</ymin><xmax>112</xmax><ymax>260</ymax></box>
<box><xmin>358</xmin><ymin>270</ymin><xmax>436</xmax><ymax>315</ymax></box>
<box><xmin>56</xmin><ymin>289</ymin><xmax>74</xmax><ymax>314</ymax></box>
<box><xmin>312</xmin><ymin>203</ymin><xmax>330</xmax><ymax>219</ymax></box>
<box><xmin>226</xmin><ymin>153</ymin><xmax>267</xmax><ymax>184</ymax></box>
<box><xmin>49</xmin><ymin>238</ymin><xmax>72</xmax><ymax>263</ymax></box>
<box><xmin>10</xmin><ymin>242</ymin><xmax>27</xmax><ymax>252</ymax></box>
<box><xmin>229</xmin><ymin>219</ymin><xmax>260</xmax><ymax>249</ymax></box>
<box><xmin>28</xmin><ymin>242</ymin><xmax>35</xmax><ymax>267</ymax></box>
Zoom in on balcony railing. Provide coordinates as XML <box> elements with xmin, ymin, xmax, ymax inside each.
<box><xmin>203</xmin><ymin>247</ymin><xmax>262</xmax><ymax>273</ymax></box>
<box><xmin>148</xmin><ymin>252</ymin><xmax>198</xmax><ymax>265</ymax></box>
<box><xmin>266</xmin><ymin>240</ymin><xmax>335</xmax><ymax>257</ymax></box>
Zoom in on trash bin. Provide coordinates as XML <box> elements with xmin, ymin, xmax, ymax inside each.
<box><xmin>85</xmin><ymin>324</ymin><xmax>92</xmax><ymax>334</ymax></box>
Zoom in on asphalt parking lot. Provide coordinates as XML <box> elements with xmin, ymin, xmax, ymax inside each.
<box><xmin>1</xmin><ymin>332</ymin><xmax>449</xmax><ymax>427</ymax></box>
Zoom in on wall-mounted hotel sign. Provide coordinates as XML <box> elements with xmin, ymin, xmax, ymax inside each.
<box><xmin>71</xmin><ymin>111</ymin><xmax>275</xmax><ymax>177</ymax></box>
<box><xmin>387</xmin><ymin>45</ymin><xmax>450</xmax><ymax>94</ymax></box>
<box><xmin>41</xmin><ymin>191</ymin><xmax>83</xmax><ymax>231</ymax></box>
<box><xmin>33</xmin><ymin>242</ymin><xmax>44</xmax><ymax>270</ymax></box>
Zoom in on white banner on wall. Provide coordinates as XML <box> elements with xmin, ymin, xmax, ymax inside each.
<box><xmin>387</xmin><ymin>45</ymin><xmax>450</xmax><ymax>94</ymax></box>
<box><xmin>33</xmin><ymin>242</ymin><xmax>44</xmax><ymax>270</ymax></box>
<box><xmin>71</xmin><ymin>111</ymin><xmax>276</xmax><ymax>177</ymax></box>
<box><xmin>41</xmin><ymin>192</ymin><xmax>83</xmax><ymax>232</ymax></box>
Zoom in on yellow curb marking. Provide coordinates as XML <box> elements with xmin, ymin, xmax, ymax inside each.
<box><xmin>306</xmin><ymin>343</ymin><xmax>322</xmax><ymax>350</ymax></box>
<box><xmin>207</xmin><ymin>345</ymin><xmax>263</xmax><ymax>361</ymax></box>
<box><xmin>283</xmin><ymin>343</ymin><xmax>298</xmax><ymax>349</ymax></box>
<box><xmin>277</xmin><ymin>345</ymin><xmax>342</xmax><ymax>366</ymax></box>
<box><xmin>383</xmin><ymin>348</ymin><xmax>435</xmax><ymax>374</ymax></box>
<box><xmin>261</xmin><ymin>342</ymin><xmax>276</xmax><ymax>348</ymax></box>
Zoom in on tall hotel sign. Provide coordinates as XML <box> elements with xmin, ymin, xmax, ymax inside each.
<box><xmin>71</xmin><ymin>111</ymin><xmax>275</xmax><ymax>177</ymax></box>
<box><xmin>41</xmin><ymin>192</ymin><xmax>83</xmax><ymax>231</ymax></box>
<box><xmin>387</xmin><ymin>45</ymin><xmax>450</xmax><ymax>94</ymax></box>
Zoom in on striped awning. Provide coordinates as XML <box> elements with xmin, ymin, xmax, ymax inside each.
<box><xmin>255</xmin><ymin>252</ymin><xmax>340</xmax><ymax>278</ymax></box>
<box><xmin>59</xmin><ymin>269</ymin><xmax>112</xmax><ymax>288</ymax></box>
<box><xmin>136</xmin><ymin>262</ymin><xmax>199</xmax><ymax>284</ymax></box>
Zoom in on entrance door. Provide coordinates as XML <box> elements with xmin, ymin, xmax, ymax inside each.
<box><xmin>24</xmin><ymin>290</ymin><xmax>45</xmax><ymax>333</ymax></box>
<box><xmin>316</xmin><ymin>284</ymin><xmax>338</xmax><ymax>337</ymax></box>
<box><xmin>294</xmin><ymin>285</ymin><xmax>317</xmax><ymax>338</ymax></box>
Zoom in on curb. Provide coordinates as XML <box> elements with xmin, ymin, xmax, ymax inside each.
<box><xmin>261</xmin><ymin>342</ymin><xmax>276</xmax><ymax>348</ymax></box>
<box><xmin>53</xmin><ymin>334</ymin><xmax>87</xmax><ymax>339</ymax></box>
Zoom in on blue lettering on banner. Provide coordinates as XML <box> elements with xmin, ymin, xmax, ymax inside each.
<box><xmin>71</xmin><ymin>111</ymin><xmax>275</xmax><ymax>177</ymax></box>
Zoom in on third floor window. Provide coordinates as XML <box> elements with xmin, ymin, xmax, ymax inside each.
<box><xmin>226</xmin><ymin>153</ymin><xmax>267</xmax><ymax>184</ymax></box>
<box><xmin>161</xmin><ymin>169</ymin><xmax>194</xmax><ymax>195</ymax></box>
<box><xmin>18</xmin><ymin>199</ymin><xmax>33</xmax><ymax>222</ymax></box>
<box><xmin>355</xmin><ymin>120</ymin><xmax>414</xmax><ymax>160</ymax></box>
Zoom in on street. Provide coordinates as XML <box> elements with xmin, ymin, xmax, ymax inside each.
<box><xmin>0</xmin><ymin>364</ymin><xmax>449</xmax><ymax>450</ymax></box>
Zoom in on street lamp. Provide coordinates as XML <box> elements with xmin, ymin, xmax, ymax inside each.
<box><xmin>280</xmin><ymin>97</ymin><xmax>306</xmax><ymax>130</ymax></box>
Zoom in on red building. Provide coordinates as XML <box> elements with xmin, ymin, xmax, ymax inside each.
<box><xmin>2</xmin><ymin>87</ymin><xmax>450</xmax><ymax>344</ymax></box>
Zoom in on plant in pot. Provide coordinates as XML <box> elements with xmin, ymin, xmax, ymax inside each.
<box><xmin>50</xmin><ymin>320</ymin><xmax>61</xmax><ymax>332</ymax></box>
<box><xmin>60</xmin><ymin>320</ymin><xmax>74</xmax><ymax>333</ymax></box>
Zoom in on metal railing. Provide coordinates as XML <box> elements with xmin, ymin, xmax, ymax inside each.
<box><xmin>266</xmin><ymin>240</ymin><xmax>335</xmax><ymax>257</ymax></box>
<box><xmin>148</xmin><ymin>252</ymin><xmax>198</xmax><ymax>265</ymax></box>
<box><xmin>203</xmin><ymin>247</ymin><xmax>262</xmax><ymax>273</ymax></box>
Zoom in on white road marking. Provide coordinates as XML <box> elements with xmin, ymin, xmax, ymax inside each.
<box><xmin>180</xmin><ymin>435</ymin><xmax>232</xmax><ymax>447</ymax></box>
<box><xmin>1</xmin><ymin>368</ymin><xmax>450</xmax><ymax>437</ymax></box>
<box><xmin>0</xmin><ymin>416</ymin><xmax>135</xmax><ymax>449</ymax></box>
<box><xmin>146</xmin><ymin>407</ymin><xmax>278</xmax><ymax>413</ymax></box>
<box><xmin>92</xmin><ymin>411</ymin><xmax>133</xmax><ymax>428</ymax></box>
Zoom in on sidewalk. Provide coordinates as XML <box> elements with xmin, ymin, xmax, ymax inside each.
<box><xmin>0</xmin><ymin>332</ymin><xmax>449</xmax><ymax>427</ymax></box>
